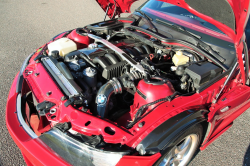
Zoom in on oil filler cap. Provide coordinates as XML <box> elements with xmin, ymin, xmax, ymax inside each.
<box><xmin>83</xmin><ymin>67</ymin><xmax>97</xmax><ymax>77</ymax></box>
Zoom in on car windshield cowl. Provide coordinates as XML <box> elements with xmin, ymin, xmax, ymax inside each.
<box><xmin>138</xmin><ymin>1</ymin><xmax>234</xmax><ymax>44</ymax></box>
<box><xmin>124</xmin><ymin>23</ymin><xmax>228</xmax><ymax>71</ymax></box>
<box><xmin>151</xmin><ymin>18</ymin><xmax>226</xmax><ymax>63</ymax></box>
<box><xmin>139</xmin><ymin>1</ymin><xmax>225</xmax><ymax>33</ymax></box>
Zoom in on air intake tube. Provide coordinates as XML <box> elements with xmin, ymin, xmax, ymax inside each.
<box><xmin>96</xmin><ymin>77</ymin><xmax>122</xmax><ymax>118</ymax></box>
<box><xmin>96</xmin><ymin>72</ymin><xmax>142</xmax><ymax>118</ymax></box>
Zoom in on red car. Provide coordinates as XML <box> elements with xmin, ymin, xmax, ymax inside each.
<box><xmin>6</xmin><ymin>0</ymin><xmax>250</xmax><ymax>165</ymax></box>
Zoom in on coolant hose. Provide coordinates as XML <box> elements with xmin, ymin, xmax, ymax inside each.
<box><xmin>79</xmin><ymin>53</ymin><xmax>102</xmax><ymax>72</ymax></box>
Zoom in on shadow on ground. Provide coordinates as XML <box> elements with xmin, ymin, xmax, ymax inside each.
<box><xmin>243</xmin><ymin>144</ymin><xmax>250</xmax><ymax>166</ymax></box>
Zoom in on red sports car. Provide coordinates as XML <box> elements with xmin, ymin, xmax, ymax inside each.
<box><xmin>6</xmin><ymin>0</ymin><xmax>250</xmax><ymax>165</ymax></box>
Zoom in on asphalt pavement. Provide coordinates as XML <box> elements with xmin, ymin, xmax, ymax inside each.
<box><xmin>0</xmin><ymin>0</ymin><xmax>250</xmax><ymax>165</ymax></box>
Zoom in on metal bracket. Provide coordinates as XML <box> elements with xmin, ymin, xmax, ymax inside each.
<box><xmin>36</xmin><ymin>101</ymin><xmax>56</xmax><ymax>116</ymax></box>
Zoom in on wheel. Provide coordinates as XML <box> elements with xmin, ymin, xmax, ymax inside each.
<box><xmin>155</xmin><ymin>123</ymin><xmax>203</xmax><ymax>166</ymax></box>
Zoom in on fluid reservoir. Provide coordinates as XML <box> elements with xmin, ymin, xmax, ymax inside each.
<box><xmin>67</xmin><ymin>28</ymin><xmax>93</xmax><ymax>49</ymax></box>
<box><xmin>172</xmin><ymin>50</ymin><xmax>189</xmax><ymax>66</ymax></box>
<box><xmin>48</xmin><ymin>38</ymin><xmax>77</xmax><ymax>57</ymax></box>
<box><xmin>132</xmin><ymin>77</ymin><xmax>175</xmax><ymax>115</ymax></box>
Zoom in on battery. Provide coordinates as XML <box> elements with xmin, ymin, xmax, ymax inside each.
<box><xmin>185</xmin><ymin>62</ymin><xmax>222</xmax><ymax>88</ymax></box>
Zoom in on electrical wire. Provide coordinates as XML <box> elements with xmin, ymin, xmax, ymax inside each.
<box><xmin>126</xmin><ymin>91</ymin><xmax>180</xmax><ymax>128</ymax></box>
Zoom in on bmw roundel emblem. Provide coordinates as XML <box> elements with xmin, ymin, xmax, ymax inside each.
<box><xmin>96</xmin><ymin>94</ymin><xmax>107</xmax><ymax>106</ymax></box>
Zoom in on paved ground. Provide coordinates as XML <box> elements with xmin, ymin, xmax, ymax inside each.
<box><xmin>0</xmin><ymin>0</ymin><xmax>250</xmax><ymax>165</ymax></box>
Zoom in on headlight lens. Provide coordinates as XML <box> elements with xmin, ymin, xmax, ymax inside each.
<box><xmin>39</xmin><ymin>128</ymin><xmax>129</xmax><ymax>166</ymax></box>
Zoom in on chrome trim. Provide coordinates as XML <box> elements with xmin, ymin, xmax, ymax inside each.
<box><xmin>42</xmin><ymin>57</ymin><xmax>79</xmax><ymax>96</ymax></box>
<box><xmin>88</xmin><ymin>34</ymin><xmax>145</xmax><ymax>73</ymax></box>
<box><xmin>20</xmin><ymin>53</ymin><xmax>34</xmax><ymax>74</ymax></box>
<box><xmin>16</xmin><ymin>94</ymin><xmax>38</xmax><ymax>138</ymax></box>
<box><xmin>16</xmin><ymin>53</ymin><xmax>35</xmax><ymax>93</ymax></box>
<box><xmin>220</xmin><ymin>106</ymin><xmax>230</xmax><ymax>112</ymax></box>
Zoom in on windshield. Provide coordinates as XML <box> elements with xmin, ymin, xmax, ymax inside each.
<box><xmin>139</xmin><ymin>0</ymin><xmax>225</xmax><ymax>35</ymax></box>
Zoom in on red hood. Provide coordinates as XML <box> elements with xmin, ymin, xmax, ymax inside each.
<box><xmin>95</xmin><ymin>0</ymin><xmax>137</xmax><ymax>18</ymax></box>
<box><xmin>96</xmin><ymin>0</ymin><xmax>250</xmax><ymax>43</ymax></box>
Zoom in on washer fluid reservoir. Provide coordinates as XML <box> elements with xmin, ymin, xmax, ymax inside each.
<box><xmin>48</xmin><ymin>38</ymin><xmax>77</xmax><ymax>57</ymax></box>
<box><xmin>172</xmin><ymin>50</ymin><xmax>189</xmax><ymax>66</ymax></box>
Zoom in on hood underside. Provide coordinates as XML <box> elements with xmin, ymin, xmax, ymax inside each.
<box><xmin>96</xmin><ymin>0</ymin><xmax>250</xmax><ymax>42</ymax></box>
<box><xmin>95</xmin><ymin>0</ymin><xmax>137</xmax><ymax>18</ymax></box>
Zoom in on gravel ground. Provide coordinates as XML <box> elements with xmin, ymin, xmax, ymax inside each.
<box><xmin>0</xmin><ymin>0</ymin><xmax>249</xmax><ymax>165</ymax></box>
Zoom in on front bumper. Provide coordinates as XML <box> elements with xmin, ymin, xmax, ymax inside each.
<box><xmin>6</xmin><ymin>74</ymin><xmax>69</xmax><ymax>166</ymax></box>
<box><xmin>6</xmin><ymin>66</ymin><xmax>161</xmax><ymax>166</ymax></box>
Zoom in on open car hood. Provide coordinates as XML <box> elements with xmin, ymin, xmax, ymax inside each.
<box><xmin>96</xmin><ymin>0</ymin><xmax>250</xmax><ymax>43</ymax></box>
<box><xmin>95</xmin><ymin>0</ymin><xmax>137</xmax><ymax>18</ymax></box>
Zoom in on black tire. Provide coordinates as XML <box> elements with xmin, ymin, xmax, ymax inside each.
<box><xmin>154</xmin><ymin>123</ymin><xmax>203</xmax><ymax>166</ymax></box>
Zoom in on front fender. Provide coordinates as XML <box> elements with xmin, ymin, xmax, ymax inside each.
<box><xmin>136</xmin><ymin>109</ymin><xmax>208</xmax><ymax>155</ymax></box>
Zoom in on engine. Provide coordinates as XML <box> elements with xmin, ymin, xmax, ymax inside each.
<box><xmin>44</xmin><ymin>19</ymin><xmax>222</xmax><ymax>128</ymax></box>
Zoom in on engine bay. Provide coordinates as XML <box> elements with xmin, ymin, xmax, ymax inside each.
<box><xmin>36</xmin><ymin>18</ymin><xmax>224</xmax><ymax>131</ymax></box>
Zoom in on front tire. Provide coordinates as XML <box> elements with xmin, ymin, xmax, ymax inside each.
<box><xmin>155</xmin><ymin>123</ymin><xmax>203</xmax><ymax>166</ymax></box>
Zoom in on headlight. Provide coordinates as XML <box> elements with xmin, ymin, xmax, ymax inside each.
<box><xmin>39</xmin><ymin>128</ymin><xmax>129</xmax><ymax>166</ymax></box>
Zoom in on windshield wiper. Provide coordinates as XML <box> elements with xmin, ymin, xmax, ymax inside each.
<box><xmin>135</xmin><ymin>9</ymin><xmax>158</xmax><ymax>33</ymax></box>
<box><xmin>156</xmin><ymin>18</ymin><xmax>226</xmax><ymax>63</ymax></box>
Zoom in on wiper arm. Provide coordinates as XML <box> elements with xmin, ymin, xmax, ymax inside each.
<box><xmin>172</xmin><ymin>24</ymin><xmax>202</xmax><ymax>39</ymax></box>
<box><xmin>135</xmin><ymin>9</ymin><xmax>152</xmax><ymax>20</ymax></box>
<box><xmin>156</xmin><ymin>19</ymin><xmax>200</xmax><ymax>37</ymax></box>
<box><xmin>156</xmin><ymin>18</ymin><xmax>226</xmax><ymax>63</ymax></box>
<box><xmin>135</xmin><ymin>9</ymin><xmax>158</xmax><ymax>33</ymax></box>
